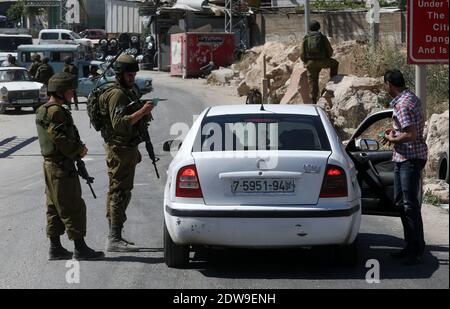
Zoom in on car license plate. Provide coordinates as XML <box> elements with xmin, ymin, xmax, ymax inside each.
<box><xmin>15</xmin><ymin>99</ymin><xmax>34</xmax><ymax>104</ymax></box>
<box><xmin>231</xmin><ymin>179</ymin><xmax>295</xmax><ymax>194</ymax></box>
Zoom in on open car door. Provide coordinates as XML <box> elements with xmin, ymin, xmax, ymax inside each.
<box><xmin>346</xmin><ymin>110</ymin><xmax>399</xmax><ymax>216</ymax></box>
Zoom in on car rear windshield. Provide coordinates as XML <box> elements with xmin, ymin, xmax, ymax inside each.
<box><xmin>0</xmin><ymin>37</ymin><xmax>33</xmax><ymax>52</ymax></box>
<box><xmin>195</xmin><ymin>114</ymin><xmax>331</xmax><ymax>152</ymax></box>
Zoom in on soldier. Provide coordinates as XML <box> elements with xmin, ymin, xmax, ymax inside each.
<box><xmin>29</xmin><ymin>54</ymin><xmax>42</xmax><ymax>79</ymax></box>
<box><xmin>34</xmin><ymin>57</ymin><xmax>54</xmax><ymax>87</ymax></box>
<box><xmin>99</xmin><ymin>55</ymin><xmax>154</xmax><ymax>252</ymax></box>
<box><xmin>63</xmin><ymin>56</ymin><xmax>79</xmax><ymax>111</ymax></box>
<box><xmin>300</xmin><ymin>20</ymin><xmax>339</xmax><ymax>104</ymax></box>
<box><xmin>35</xmin><ymin>72</ymin><xmax>104</xmax><ymax>261</ymax></box>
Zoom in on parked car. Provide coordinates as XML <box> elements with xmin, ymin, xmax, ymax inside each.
<box><xmin>38</xmin><ymin>29</ymin><xmax>93</xmax><ymax>48</ymax></box>
<box><xmin>79</xmin><ymin>29</ymin><xmax>106</xmax><ymax>40</ymax></box>
<box><xmin>17</xmin><ymin>44</ymin><xmax>92</xmax><ymax>73</ymax></box>
<box><xmin>77</xmin><ymin>61</ymin><xmax>153</xmax><ymax>97</ymax></box>
<box><xmin>0</xmin><ymin>34</ymin><xmax>33</xmax><ymax>65</ymax></box>
<box><xmin>0</xmin><ymin>67</ymin><xmax>47</xmax><ymax>113</ymax></box>
<box><xmin>17</xmin><ymin>44</ymin><xmax>153</xmax><ymax>98</ymax></box>
<box><xmin>162</xmin><ymin>105</ymin><xmax>399</xmax><ymax>267</ymax></box>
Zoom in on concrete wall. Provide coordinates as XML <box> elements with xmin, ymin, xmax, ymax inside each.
<box><xmin>257</xmin><ymin>10</ymin><xmax>406</xmax><ymax>45</ymax></box>
<box><xmin>105</xmin><ymin>0</ymin><xmax>143</xmax><ymax>35</ymax></box>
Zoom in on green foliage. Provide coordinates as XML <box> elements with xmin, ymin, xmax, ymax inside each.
<box><xmin>295</xmin><ymin>0</ymin><xmax>402</xmax><ymax>12</ymax></box>
<box><xmin>6</xmin><ymin>0</ymin><xmax>44</xmax><ymax>21</ymax></box>
<box><xmin>6</xmin><ymin>0</ymin><xmax>24</xmax><ymax>21</ymax></box>
<box><xmin>423</xmin><ymin>189</ymin><xmax>445</xmax><ymax>206</ymax></box>
<box><xmin>354</xmin><ymin>43</ymin><xmax>449</xmax><ymax>118</ymax></box>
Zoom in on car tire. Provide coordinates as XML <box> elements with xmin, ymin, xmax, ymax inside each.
<box><xmin>335</xmin><ymin>236</ymin><xmax>359</xmax><ymax>266</ymax></box>
<box><xmin>164</xmin><ymin>221</ymin><xmax>189</xmax><ymax>268</ymax></box>
<box><xmin>437</xmin><ymin>152</ymin><xmax>449</xmax><ymax>184</ymax></box>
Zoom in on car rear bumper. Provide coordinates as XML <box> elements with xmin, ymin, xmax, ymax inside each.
<box><xmin>164</xmin><ymin>202</ymin><xmax>361</xmax><ymax>248</ymax></box>
<box><xmin>0</xmin><ymin>100</ymin><xmax>43</xmax><ymax>108</ymax></box>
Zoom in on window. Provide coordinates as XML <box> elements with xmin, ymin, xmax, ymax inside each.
<box><xmin>21</xmin><ymin>52</ymin><xmax>44</xmax><ymax>63</ymax></box>
<box><xmin>41</xmin><ymin>33</ymin><xmax>59</xmax><ymax>40</ymax></box>
<box><xmin>0</xmin><ymin>70</ymin><xmax>31</xmax><ymax>82</ymax></box>
<box><xmin>50</xmin><ymin>52</ymin><xmax>73</xmax><ymax>62</ymax></box>
<box><xmin>196</xmin><ymin>114</ymin><xmax>331</xmax><ymax>152</ymax></box>
<box><xmin>62</xmin><ymin>33</ymin><xmax>72</xmax><ymax>40</ymax></box>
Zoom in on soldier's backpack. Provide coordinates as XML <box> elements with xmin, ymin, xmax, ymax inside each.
<box><xmin>304</xmin><ymin>32</ymin><xmax>327</xmax><ymax>60</ymax></box>
<box><xmin>86</xmin><ymin>82</ymin><xmax>116</xmax><ymax>131</ymax></box>
<box><xmin>246</xmin><ymin>88</ymin><xmax>263</xmax><ymax>105</ymax></box>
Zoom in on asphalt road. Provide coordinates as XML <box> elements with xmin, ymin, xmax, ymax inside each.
<box><xmin>0</xmin><ymin>71</ymin><xmax>448</xmax><ymax>289</ymax></box>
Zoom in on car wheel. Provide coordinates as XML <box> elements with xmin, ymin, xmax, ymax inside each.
<box><xmin>437</xmin><ymin>152</ymin><xmax>449</xmax><ymax>184</ymax></box>
<box><xmin>164</xmin><ymin>221</ymin><xmax>189</xmax><ymax>268</ymax></box>
<box><xmin>335</xmin><ymin>236</ymin><xmax>359</xmax><ymax>266</ymax></box>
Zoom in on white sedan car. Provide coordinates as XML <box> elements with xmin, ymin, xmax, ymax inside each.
<box><xmin>163</xmin><ymin>105</ymin><xmax>397</xmax><ymax>267</ymax></box>
<box><xmin>0</xmin><ymin>67</ymin><xmax>47</xmax><ymax>114</ymax></box>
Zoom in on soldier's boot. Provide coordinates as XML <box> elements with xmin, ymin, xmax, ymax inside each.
<box><xmin>108</xmin><ymin>220</ymin><xmax>135</xmax><ymax>245</ymax></box>
<box><xmin>48</xmin><ymin>236</ymin><xmax>73</xmax><ymax>261</ymax></box>
<box><xmin>73</xmin><ymin>238</ymin><xmax>105</xmax><ymax>261</ymax></box>
<box><xmin>107</xmin><ymin>224</ymin><xmax>139</xmax><ymax>252</ymax></box>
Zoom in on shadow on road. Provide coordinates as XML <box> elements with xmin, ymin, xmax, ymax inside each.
<box><xmin>188</xmin><ymin>233</ymin><xmax>448</xmax><ymax>280</ymax></box>
<box><xmin>101</xmin><ymin>256</ymin><xmax>164</xmax><ymax>264</ymax></box>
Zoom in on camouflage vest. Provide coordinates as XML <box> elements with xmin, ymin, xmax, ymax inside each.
<box><xmin>35</xmin><ymin>103</ymin><xmax>76</xmax><ymax>158</ymax></box>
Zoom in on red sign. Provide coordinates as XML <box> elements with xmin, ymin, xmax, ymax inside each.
<box><xmin>407</xmin><ymin>0</ymin><xmax>449</xmax><ymax>64</ymax></box>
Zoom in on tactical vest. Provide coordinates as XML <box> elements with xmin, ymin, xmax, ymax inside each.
<box><xmin>98</xmin><ymin>83</ymin><xmax>141</xmax><ymax>146</ymax></box>
<box><xmin>35</xmin><ymin>103</ymin><xmax>76</xmax><ymax>158</ymax></box>
<box><xmin>303</xmin><ymin>32</ymin><xmax>327</xmax><ymax>60</ymax></box>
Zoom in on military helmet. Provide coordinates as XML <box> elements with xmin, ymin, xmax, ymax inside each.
<box><xmin>32</xmin><ymin>54</ymin><xmax>41</xmax><ymax>61</ymax></box>
<box><xmin>114</xmin><ymin>54</ymin><xmax>139</xmax><ymax>74</ymax></box>
<box><xmin>309</xmin><ymin>20</ymin><xmax>321</xmax><ymax>32</ymax></box>
<box><xmin>48</xmin><ymin>72</ymin><xmax>76</xmax><ymax>93</ymax></box>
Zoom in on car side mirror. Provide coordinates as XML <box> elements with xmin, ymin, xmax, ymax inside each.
<box><xmin>163</xmin><ymin>140</ymin><xmax>182</xmax><ymax>152</ymax></box>
<box><xmin>355</xmin><ymin>138</ymin><xmax>380</xmax><ymax>151</ymax></box>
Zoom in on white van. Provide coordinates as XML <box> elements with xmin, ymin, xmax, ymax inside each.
<box><xmin>0</xmin><ymin>34</ymin><xmax>33</xmax><ymax>65</ymax></box>
<box><xmin>38</xmin><ymin>29</ymin><xmax>92</xmax><ymax>48</ymax></box>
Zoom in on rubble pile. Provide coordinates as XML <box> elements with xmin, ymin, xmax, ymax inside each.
<box><xmin>425</xmin><ymin>110</ymin><xmax>449</xmax><ymax>178</ymax></box>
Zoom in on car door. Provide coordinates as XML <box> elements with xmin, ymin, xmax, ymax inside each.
<box><xmin>345</xmin><ymin>110</ymin><xmax>398</xmax><ymax>216</ymax></box>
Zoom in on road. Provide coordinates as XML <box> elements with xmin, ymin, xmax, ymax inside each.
<box><xmin>0</xmin><ymin>71</ymin><xmax>448</xmax><ymax>289</ymax></box>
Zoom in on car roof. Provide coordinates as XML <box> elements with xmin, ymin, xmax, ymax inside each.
<box><xmin>0</xmin><ymin>67</ymin><xmax>26</xmax><ymax>71</ymax></box>
<box><xmin>39</xmin><ymin>29</ymin><xmax>72</xmax><ymax>33</ymax></box>
<box><xmin>206</xmin><ymin>104</ymin><xmax>319</xmax><ymax>117</ymax></box>
<box><xmin>17</xmin><ymin>44</ymin><xmax>81</xmax><ymax>52</ymax></box>
<box><xmin>0</xmin><ymin>34</ymin><xmax>32</xmax><ymax>38</ymax></box>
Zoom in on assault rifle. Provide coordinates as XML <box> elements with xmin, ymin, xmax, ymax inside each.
<box><xmin>76</xmin><ymin>157</ymin><xmax>97</xmax><ymax>199</ymax></box>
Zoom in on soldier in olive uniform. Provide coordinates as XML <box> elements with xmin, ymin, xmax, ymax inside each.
<box><xmin>300</xmin><ymin>20</ymin><xmax>339</xmax><ymax>104</ymax></box>
<box><xmin>99</xmin><ymin>55</ymin><xmax>154</xmax><ymax>252</ymax></box>
<box><xmin>63</xmin><ymin>56</ymin><xmax>79</xmax><ymax>111</ymax></box>
<box><xmin>29</xmin><ymin>54</ymin><xmax>42</xmax><ymax>80</ymax></box>
<box><xmin>34</xmin><ymin>57</ymin><xmax>54</xmax><ymax>87</ymax></box>
<box><xmin>35</xmin><ymin>72</ymin><xmax>104</xmax><ymax>260</ymax></box>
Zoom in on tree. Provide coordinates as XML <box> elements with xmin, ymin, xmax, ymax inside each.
<box><xmin>6</xmin><ymin>0</ymin><xmax>24</xmax><ymax>21</ymax></box>
<box><xmin>6</xmin><ymin>0</ymin><xmax>44</xmax><ymax>22</ymax></box>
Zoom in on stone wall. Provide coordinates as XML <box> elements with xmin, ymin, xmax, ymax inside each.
<box><xmin>256</xmin><ymin>10</ymin><xmax>405</xmax><ymax>45</ymax></box>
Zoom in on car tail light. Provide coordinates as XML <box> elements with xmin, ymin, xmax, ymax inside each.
<box><xmin>176</xmin><ymin>165</ymin><xmax>203</xmax><ymax>198</ymax></box>
<box><xmin>320</xmin><ymin>164</ymin><xmax>348</xmax><ymax>198</ymax></box>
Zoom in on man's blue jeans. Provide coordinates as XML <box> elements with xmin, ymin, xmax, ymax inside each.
<box><xmin>394</xmin><ymin>159</ymin><xmax>427</xmax><ymax>256</ymax></box>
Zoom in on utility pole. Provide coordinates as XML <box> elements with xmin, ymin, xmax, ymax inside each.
<box><xmin>304</xmin><ymin>0</ymin><xmax>310</xmax><ymax>34</ymax></box>
<box><xmin>416</xmin><ymin>65</ymin><xmax>428</xmax><ymax>120</ymax></box>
